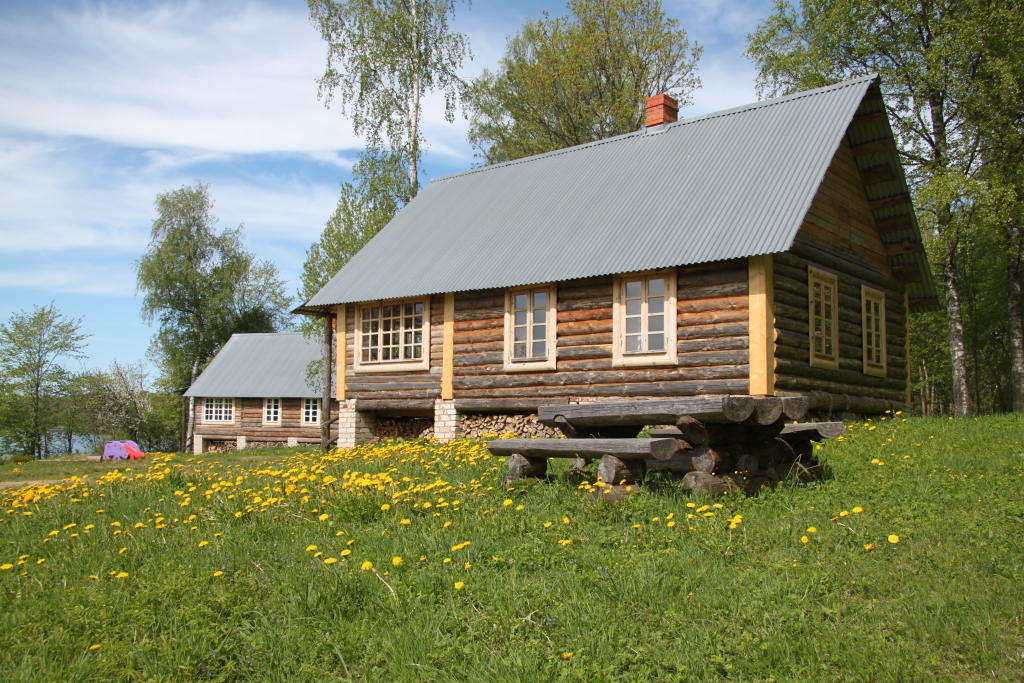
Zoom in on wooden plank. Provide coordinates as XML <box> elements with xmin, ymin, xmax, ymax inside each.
<box><xmin>441</xmin><ymin>292</ymin><xmax>455</xmax><ymax>400</ymax></box>
<box><xmin>453</xmin><ymin>366</ymin><xmax>749</xmax><ymax>390</ymax></box>
<box><xmin>869</xmin><ymin>193</ymin><xmax>911</xmax><ymax>212</ymax></box>
<box><xmin>891</xmin><ymin>263</ymin><xmax>922</xmax><ymax>283</ymax></box>
<box><xmin>874</xmin><ymin>214</ymin><xmax>915</xmax><ymax>236</ymax></box>
<box><xmin>335</xmin><ymin>304</ymin><xmax>346</xmax><ymax>401</ymax></box>
<box><xmin>454</xmin><ymin>398</ymin><xmax>568</xmax><ymax>412</ymax></box>
<box><xmin>355</xmin><ymin>399</ymin><xmax>436</xmax><ymax>412</ymax></box>
<box><xmin>851</xmin><ymin>111</ymin><xmax>887</xmax><ymax>126</ymax></box>
<box><xmin>487</xmin><ymin>437</ymin><xmax>684</xmax><ymax>461</ymax></box>
<box><xmin>779</xmin><ymin>421</ymin><xmax>845</xmax><ymax>440</ymax></box>
<box><xmin>454</xmin><ymin>378</ymin><xmax>749</xmax><ymax>399</ymax></box>
<box><xmin>748</xmin><ymin>254</ymin><xmax>774</xmax><ymax>396</ymax></box>
<box><xmin>883</xmin><ymin>239</ymin><xmax>925</xmax><ymax>258</ymax></box>
<box><xmin>859</xmin><ymin>164</ymin><xmax>897</xmax><ymax>185</ymax></box>
<box><xmin>851</xmin><ymin>138</ymin><xmax>896</xmax><ymax>156</ymax></box>
<box><xmin>537</xmin><ymin>396</ymin><xmax>755</xmax><ymax>426</ymax></box>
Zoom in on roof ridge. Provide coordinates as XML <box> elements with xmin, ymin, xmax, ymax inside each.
<box><xmin>430</xmin><ymin>74</ymin><xmax>877</xmax><ymax>185</ymax></box>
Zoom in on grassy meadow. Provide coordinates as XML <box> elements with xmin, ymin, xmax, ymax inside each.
<box><xmin>1</xmin><ymin>415</ymin><xmax>1023</xmax><ymax>682</ymax></box>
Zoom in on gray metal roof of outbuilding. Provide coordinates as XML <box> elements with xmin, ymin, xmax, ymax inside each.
<box><xmin>184</xmin><ymin>333</ymin><xmax>326</xmax><ymax>398</ymax></box>
<box><xmin>302</xmin><ymin>74</ymin><xmax>930</xmax><ymax>309</ymax></box>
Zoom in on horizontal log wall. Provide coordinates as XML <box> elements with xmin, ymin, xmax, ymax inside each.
<box><xmin>193</xmin><ymin>398</ymin><xmax>333</xmax><ymax>440</ymax></box>
<box><xmin>340</xmin><ymin>296</ymin><xmax>442</xmax><ymax>404</ymax></box>
<box><xmin>451</xmin><ymin>261</ymin><xmax>749</xmax><ymax>399</ymax></box>
<box><xmin>773</xmin><ymin>236</ymin><xmax>909</xmax><ymax>412</ymax></box>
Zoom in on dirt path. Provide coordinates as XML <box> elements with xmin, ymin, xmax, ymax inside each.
<box><xmin>0</xmin><ymin>479</ymin><xmax>69</xmax><ymax>491</ymax></box>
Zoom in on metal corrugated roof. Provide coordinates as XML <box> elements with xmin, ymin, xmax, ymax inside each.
<box><xmin>302</xmin><ymin>75</ymin><xmax>896</xmax><ymax>309</ymax></box>
<box><xmin>184</xmin><ymin>333</ymin><xmax>326</xmax><ymax>398</ymax></box>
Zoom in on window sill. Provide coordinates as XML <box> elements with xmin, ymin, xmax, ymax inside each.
<box><xmin>863</xmin><ymin>364</ymin><xmax>886</xmax><ymax>378</ymax></box>
<box><xmin>809</xmin><ymin>357</ymin><xmax>839</xmax><ymax>371</ymax></box>
<box><xmin>353</xmin><ymin>359</ymin><xmax>430</xmax><ymax>374</ymax></box>
<box><xmin>504</xmin><ymin>359</ymin><xmax>556</xmax><ymax>373</ymax></box>
<box><xmin>612</xmin><ymin>353</ymin><xmax>678</xmax><ymax>368</ymax></box>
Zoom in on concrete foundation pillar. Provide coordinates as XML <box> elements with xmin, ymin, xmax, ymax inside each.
<box><xmin>236</xmin><ymin>435</ymin><xmax>247</xmax><ymax>451</ymax></box>
<box><xmin>433</xmin><ymin>399</ymin><xmax>460</xmax><ymax>442</ymax></box>
<box><xmin>287</xmin><ymin>437</ymin><xmax>298</xmax><ymax>448</ymax></box>
<box><xmin>193</xmin><ymin>435</ymin><xmax>204</xmax><ymax>455</ymax></box>
<box><xmin>336</xmin><ymin>402</ymin><xmax>377</xmax><ymax>448</ymax></box>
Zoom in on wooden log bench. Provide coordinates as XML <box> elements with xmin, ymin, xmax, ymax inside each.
<box><xmin>491</xmin><ymin>396</ymin><xmax>838</xmax><ymax>490</ymax></box>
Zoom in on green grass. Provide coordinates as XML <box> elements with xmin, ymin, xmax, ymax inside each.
<box><xmin>1</xmin><ymin>416</ymin><xmax>1023</xmax><ymax>682</ymax></box>
<box><xmin>0</xmin><ymin>447</ymin><xmax>302</xmax><ymax>485</ymax></box>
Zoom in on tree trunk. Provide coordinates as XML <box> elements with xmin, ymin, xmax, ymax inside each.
<box><xmin>407</xmin><ymin>0</ymin><xmax>420</xmax><ymax>200</ymax></box>
<box><xmin>1004</xmin><ymin>218</ymin><xmax>1024</xmax><ymax>412</ymax></box>
<box><xmin>942</xmin><ymin>238</ymin><xmax>972</xmax><ymax>416</ymax></box>
<box><xmin>320</xmin><ymin>315</ymin><xmax>333</xmax><ymax>454</ymax></box>
<box><xmin>185</xmin><ymin>340</ymin><xmax>202</xmax><ymax>452</ymax></box>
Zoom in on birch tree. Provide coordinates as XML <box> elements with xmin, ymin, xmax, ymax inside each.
<box><xmin>136</xmin><ymin>183</ymin><xmax>291</xmax><ymax>449</ymax></box>
<box><xmin>307</xmin><ymin>0</ymin><xmax>470</xmax><ymax>200</ymax></box>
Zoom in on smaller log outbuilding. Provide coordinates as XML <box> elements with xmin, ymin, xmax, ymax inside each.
<box><xmin>184</xmin><ymin>333</ymin><xmax>342</xmax><ymax>453</ymax></box>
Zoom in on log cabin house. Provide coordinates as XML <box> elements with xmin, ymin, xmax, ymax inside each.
<box><xmin>296</xmin><ymin>75</ymin><xmax>937</xmax><ymax>446</ymax></box>
<box><xmin>184</xmin><ymin>333</ymin><xmax>337</xmax><ymax>453</ymax></box>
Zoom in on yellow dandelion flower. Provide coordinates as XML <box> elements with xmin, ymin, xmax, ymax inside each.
<box><xmin>558</xmin><ymin>539</ymin><xmax>572</xmax><ymax>546</ymax></box>
<box><xmin>652</xmin><ymin>517</ymin><xmax>660</xmax><ymax>522</ymax></box>
<box><xmin>463</xmin><ymin>562</ymin><xmax>471</xmax><ymax>570</ymax></box>
<box><xmin>807</xmin><ymin>527</ymin><xmax>817</xmax><ymax>533</ymax></box>
<box><xmin>666</xmin><ymin>513</ymin><xmax>674</xmax><ymax>520</ymax></box>
<box><xmin>213</xmin><ymin>570</ymin><xmax>225</xmax><ymax>576</ymax></box>
<box><xmin>339</xmin><ymin>549</ymin><xmax>351</xmax><ymax>557</ymax></box>
<box><xmin>839</xmin><ymin>511</ymin><xmax>849</xmax><ymax>517</ymax></box>
<box><xmin>114</xmin><ymin>571</ymin><xmax>129</xmax><ymax>578</ymax></box>
<box><xmin>36</xmin><ymin>558</ymin><xmax>45</xmax><ymax>564</ymax></box>
<box><xmin>88</xmin><ymin>575</ymin><xmax>98</xmax><ymax>580</ymax></box>
<box><xmin>318</xmin><ymin>514</ymin><xmax>329</xmax><ymax>521</ymax></box>
<box><xmin>503</xmin><ymin>499</ymin><xmax>513</xmax><ymax>507</ymax></box>
<box><xmin>561</xmin><ymin>652</ymin><xmax>573</xmax><ymax>660</ymax></box>
<box><xmin>443</xmin><ymin>558</ymin><xmax>452</xmax><ymax>563</ymax></box>
<box><xmin>703</xmin><ymin>512</ymin><xmax>714</xmax><ymax>517</ymax></box>
<box><xmin>392</xmin><ymin>556</ymin><xmax>403</xmax><ymax>567</ymax></box>
<box><xmin>442</xmin><ymin>521</ymin><xmax>452</xmax><ymax>528</ymax></box>
<box><xmin>63</xmin><ymin>523</ymin><xmax>76</xmax><ymax>530</ymax></box>
<box><xmin>888</xmin><ymin>535</ymin><xmax>900</xmax><ymax>544</ymax></box>
<box><xmin>864</xmin><ymin>544</ymin><xmax>874</xmax><ymax>551</ymax></box>
<box><xmin>134</xmin><ymin>522</ymin><xmax>146</xmax><ymax>528</ymax></box>
<box><xmin>515</xmin><ymin>504</ymin><xmax>524</xmax><ymax>511</ymax></box>
<box><xmin>800</xmin><ymin>536</ymin><xmax>809</xmax><ymax>544</ymax></box>
<box><xmin>109</xmin><ymin>522</ymin><xmax>121</xmax><ymax>527</ymax></box>
<box><xmin>852</xmin><ymin>506</ymin><xmax>863</xmax><ymax>513</ymax></box>
<box><xmin>454</xmin><ymin>581</ymin><xmax>465</xmax><ymax>589</ymax></box>
<box><xmin>380</xmin><ymin>504</ymin><xmax>390</xmax><ymax>511</ymax></box>
<box><xmin>118</xmin><ymin>547</ymin><xmax>127</xmax><ymax>554</ymax></box>
<box><xmin>360</xmin><ymin>561</ymin><xmax>373</xmax><ymax>571</ymax></box>
<box><xmin>306</xmin><ymin>545</ymin><xmax>318</xmax><ymax>552</ymax></box>
<box><xmin>399</xmin><ymin>519</ymin><xmax>411</xmax><ymax>526</ymax></box>
<box><xmin>0</xmin><ymin>564</ymin><xmax>12</xmax><ymax>571</ymax></box>
<box><xmin>324</xmin><ymin>558</ymin><xmax>338</xmax><ymax>565</ymax></box>
<box><xmin>562</xmin><ymin>517</ymin><xmax>570</xmax><ymax>524</ymax></box>
<box><xmin>686</xmin><ymin>502</ymin><xmax>696</xmax><ymax>508</ymax></box>
<box><xmin>543</xmin><ymin>522</ymin><xmax>553</xmax><ymax>528</ymax></box>
<box><xmin>89</xmin><ymin>644</ymin><xmax>101</xmax><ymax>650</ymax></box>
<box><xmin>667</xmin><ymin>521</ymin><xmax>676</xmax><ymax>528</ymax></box>
<box><xmin>313</xmin><ymin>552</ymin><xmax>323</xmax><ymax>558</ymax></box>
<box><xmin>728</xmin><ymin>523</ymin><xmax>738</xmax><ymax>529</ymax></box>
<box><xmin>712</xmin><ymin>504</ymin><xmax>723</xmax><ymax>509</ymax></box>
<box><xmin>197</xmin><ymin>541</ymin><xmax>209</xmax><ymax>547</ymax></box>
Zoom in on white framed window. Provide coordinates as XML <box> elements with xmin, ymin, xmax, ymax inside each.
<box><xmin>263</xmin><ymin>398</ymin><xmax>281</xmax><ymax>425</ymax></box>
<box><xmin>354</xmin><ymin>298</ymin><xmax>430</xmax><ymax>373</ymax></box>
<box><xmin>302</xmin><ymin>398</ymin><xmax>319</xmax><ymax>425</ymax></box>
<box><xmin>612</xmin><ymin>269</ymin><xmax>677</xmax><ymax>367</ymax></box>
<box><xmin>808</xmin><ymin>266</ymin><xmax>839</xmax><ymax>370</ymax></box>
<box><xmin>862</xmin><ymin>285</ymin><xmax>887</xmax><ymax>377</ymax></box>
<box><xmin>503</xmin><ymin>284</ymin><xmax>557</xmax><ymax>372</ymax></box>
<box><xmin>203</xmin><ymin>398</ymin><xmax>234</xmax><ymax>423</ymax></box>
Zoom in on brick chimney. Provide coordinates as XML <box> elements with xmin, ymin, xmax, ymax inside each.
<box><xmin>645</xmin><ymin>93</ymin><xmax>678</xmax><ymax>127</ymax></box>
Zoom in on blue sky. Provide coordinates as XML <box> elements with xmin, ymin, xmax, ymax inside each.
<box><xmin>0</xmin><ymin>0</ymin><xmax>774</xmax><ymax>378</ymax></box>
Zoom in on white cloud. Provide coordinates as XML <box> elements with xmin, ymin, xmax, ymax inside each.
<box><xmin>0</xmin><ymin>1</ymin><xmax>362</xmax><ymax>154</ymax></box>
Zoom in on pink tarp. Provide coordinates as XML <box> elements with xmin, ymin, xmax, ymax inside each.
<box><xmin>103</xmin><ymin>441</ymin><xmax>146</xmax><ymax>460</ymax></box>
